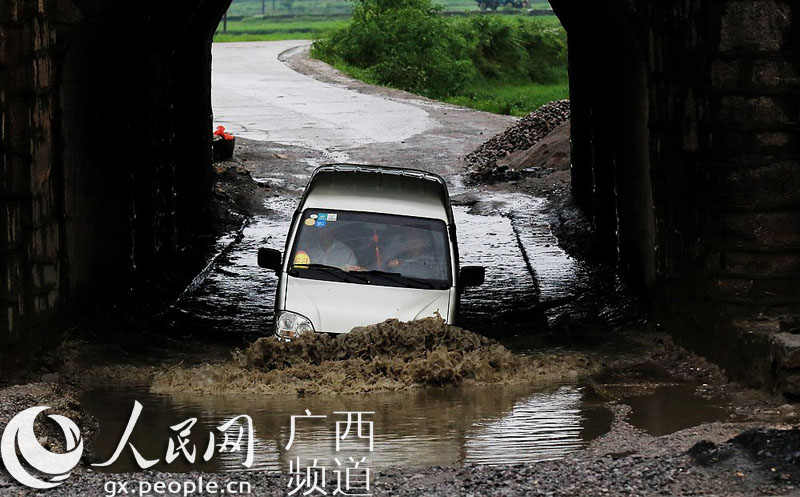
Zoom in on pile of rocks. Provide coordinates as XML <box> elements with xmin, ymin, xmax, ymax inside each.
<box><xmin>465</xmin><ymin>99</ymin><xmax>570</xmax><ymax>183</ymax></box>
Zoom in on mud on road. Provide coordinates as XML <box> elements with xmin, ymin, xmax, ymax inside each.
<box><xmin>2</xmin><ymin>41</ymin><xmax>800</xmax><ymax>496</ymax></box>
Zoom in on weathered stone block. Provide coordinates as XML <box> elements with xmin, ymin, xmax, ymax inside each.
<box><xmin>725</xmin><ymin>210</ymin><xmax>800</xmax><ymax>249</ymax></box>
<box><xmin>712</xmin><ymin>58</ymin><xmax>800</xmax><ymax>91</ymax></box>
<box><xmin>4</xmin><ymin>206</ymin><xmax>20</xmax><ymax>245</ymax></box>
<box><xmin>0</xmin><ymin>24</ymin><xmax>32</xmax><ymax>67</ymax></box>
<box><xmin>733</xmin><ymin>318</ymin><xmax>782</xmax><ymax>335</ymax></box>
<box><xmin>715</xmin><ymin>277</ymin><xmax>800</xmax><ymax>302</ymax></box>
<box><xmin>711</xmin><ymin>59</ymin><xmax>741</xmax><ymax>89</ymax></box>
<box><xmin>724</xmin><ymin>251</ymin><xmax>800</xmax><ymax>275</ymax></box>
<box><xmin>752</xmin><ymin>59</ymin><xmax>800</xmax><ymax>88</ymax></box>
<box><xmin>718</xmin><ymin>95</ymin><xmax>794</xmax><ymax>128</ymax></box>
<box><xmin>711</xmin><ymin>130</ymin><xmax>795</xmax><ymax>165</ymax></box>
<box><xmin>32</xmin><ymin>17</ymin><xmax>50</xmax><ymax>52</ymax></box>
<box><xmin>1</xmin><ymin>154</ymin><xmax>27</xmax><ymax>193</ymax></box>
<box><xmin>719</xmin><ymin>161</ymin><xmax>800</xmax><ymax>209</ymax></box>
<box><xmin>773</xmin><ymin>332</ymin><xmax>800</xmax><ymax>368</ymax></box>
<box><xmin>0</xmin><ymin>1</ymin><xmax>20</xmax><ymax>23</ymax></box>
<box><xmin>42</xmin><ymin>264</ymin><xmax>57</xmax><ymax>288</ymax></box>
<box><xmin>33</xmin><ymin>57</ymin><xmax>52</xmax><ymax>90</ymax></box>
<box><xmin>756</xmin><ymin>131</ymin><xmax>795</xmax><ymax>149</ymax></box>
<box><xmin>5</xmin><ymin>96</ymin><xmax>31</xmax><ymax>150</ymax></box>
<box><xmin>719</xmin><ymin>0</ymin><xmax>792</xmax><ymax>52</ymax></box>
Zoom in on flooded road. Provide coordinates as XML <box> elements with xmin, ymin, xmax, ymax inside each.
<box><xmin>82</xmin><ymin>384</ymin><xmax>612</xmax><ymax>473</ymax></box>
<box><xmin>92</xmin><ymin>184</ymin><xmax>732</xmax><ymax>472</ymax></box>
<box><xmin>74</xmin><ymin>40</ymin><xmax>740</xmax><ymax>478</ymax></box>
<box><xmin>165</xmin><ymin>188</ymin><xmax>600</xmax><ymax>343</ymax></box>
<box><xmin>81</xmin><ymin>378</ymin><xmax>736</xmax><ymax>473</ymax></box>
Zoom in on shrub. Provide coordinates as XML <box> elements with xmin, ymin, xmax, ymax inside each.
<box><xmin>312</xmin><ymin>0</ymin><xmax>476</xmax><ymax>96</ymax></box>
<box><xmin>311</xmin><ymin>0</ymin><xmax>567</xmax><ymax>105</ymax></box>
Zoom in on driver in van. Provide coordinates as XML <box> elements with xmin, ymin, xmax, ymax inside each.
<box><xmin>298</xmin><ymin>224</ymin><xmax>362</xmax><ymax>270</ymax></box>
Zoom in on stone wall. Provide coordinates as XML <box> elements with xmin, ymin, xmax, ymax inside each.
<box><xmin>0</xmin><ymin>0</ymin><xmax>230</xmax><ymax>375</ymax></box>
<box><xmin>551</xmin><ymin>0</ymin><xmax>800</xmax><ymax>393</ymax></box>
<box><xmin>0</xmin><ymin>0</ymin><xmax>62</xmax><ymax>376</ymax></box>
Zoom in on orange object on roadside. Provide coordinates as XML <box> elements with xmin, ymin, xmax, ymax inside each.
<box><xmin>214</xmin><ymin>126</ymin><xmax>235</xmax><ymax>141</ymax></box>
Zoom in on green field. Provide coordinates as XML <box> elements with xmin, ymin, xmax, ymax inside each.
<box><xmin>223</xmin><ymin>0</ymin><xmax>552</xmax><ymax>17</ymax></box>
<box><xmin>214</xmin><ymin>17</ymin><xmax>349</xmax><ymax>42</ymax></box>
<box><xmin>213</xmin><ymin>13</ymin><xmax>561</xmax><ymax>43</ymax></box>
<box><xmin>214</xmin><ymin>0</ymin><xmax>557</xmax><ymax>42</ymax></box>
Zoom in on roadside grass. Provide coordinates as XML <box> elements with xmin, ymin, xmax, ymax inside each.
<box><xmin>444</xmin><ymin>79</ymin><xmax>568</xmax><ymax>116</ymax></box>
<box><xmin>329</xmin><ymin>60</ymin><xmax>568</xmax><ymax>117</ymax></box>
<box><xmin>214</xmin><ymin>17</ymin><xmax>348</xmax><ymax>42</ymax></box>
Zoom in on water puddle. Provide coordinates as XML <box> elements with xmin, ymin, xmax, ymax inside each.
<box><xmin>593</xmin><ymin>365</ymin><xmax>735</xmax><ymax>436</ymax></box>
<box><xmin>81</xmin><ymin>383</ymin><xmax>612</xmax><ymax>473</ymax></box>
<box><xmin>623</xmin><ymin>384</ymin><xmax>733</xmax><ymax>436</ymax></box>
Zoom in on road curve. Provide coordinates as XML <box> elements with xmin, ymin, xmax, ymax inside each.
<box><xmin>211</xmin><ymin>41</ymin><xmax>437</xmax><ymax>151</ymax></box>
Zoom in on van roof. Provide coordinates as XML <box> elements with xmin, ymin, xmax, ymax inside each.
<box><xmin>299</xmin><ymin>164</ymin><xmax>453</xmax><ymax>223</ymax></box>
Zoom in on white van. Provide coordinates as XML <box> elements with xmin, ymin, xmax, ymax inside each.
<box><xmin>258</xmin><ymin>165</ymin><xmax>484</xmax><ymax>339</ymax></box>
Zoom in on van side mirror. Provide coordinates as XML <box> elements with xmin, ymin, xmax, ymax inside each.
<box><xmin>460</xmin><ymin>266</ymin><xmax>485</xmax><ymax>287</ymax></box>
<box><xmin>258</xmin><ymin>248</ymin><xmax>282</xmax><ymax>272</ymax></box>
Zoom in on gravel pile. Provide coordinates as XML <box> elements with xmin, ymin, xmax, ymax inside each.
<box><xmin>465</xmin><ymin>100</ymin><xmax>570</xmax><ymax>183</ymax></box>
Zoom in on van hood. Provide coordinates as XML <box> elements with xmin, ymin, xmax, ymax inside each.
<box><xmin>284</xmin><ymin>277</ymin><xmax>451</xmax><ymax>333</ymax></box>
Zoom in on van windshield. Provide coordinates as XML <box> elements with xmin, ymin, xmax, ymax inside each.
<box><xmin>288</xmin><ymin>209</ymin><xmax>451</xmax><ymax>290</ymax></box>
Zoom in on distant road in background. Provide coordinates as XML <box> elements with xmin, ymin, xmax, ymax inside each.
<box><xmin>211</xmin><ymin>41</ymin><xmax>437</xmax><ymax>151</ymax></box>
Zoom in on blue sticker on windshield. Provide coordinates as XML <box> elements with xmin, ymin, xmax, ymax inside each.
<box><xmin>318</xmin><ymin>213</ymin><xmax>328</xmax><ymax>221</ymax></box>
<box><xmin>315</xmin><ymin>220</ymin><xmax>327</xmax><ymax>227</ymax></box>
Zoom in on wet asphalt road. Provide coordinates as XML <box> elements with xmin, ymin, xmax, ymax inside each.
<box><xmin>212</xmin><ymin>41</ymin><xmax>436</xmax><ymax>150</ymax></box>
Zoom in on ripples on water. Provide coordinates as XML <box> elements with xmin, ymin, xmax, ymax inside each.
<box><xmin>81</xmin><ymin>384</ymin><xmax>612</xmax><ymax>473</ymax></box>
<box><xmin>122</xmin><ymin>190</ymin><xmax>629</xmax><ymax>473</ymax></box>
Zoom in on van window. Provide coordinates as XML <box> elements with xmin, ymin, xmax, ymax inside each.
<box><xmin>288</xmin><ymin>209</ymin><xmax>451</xmax><ymax>290</ymax></box>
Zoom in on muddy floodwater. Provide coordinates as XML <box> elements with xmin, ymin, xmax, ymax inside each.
<box><xmin>82</xmin><ymin>383</ymin><xmax>612</xmax><ymax>473</ymax></box>
<box><xmin>80</xmin><ymin>380</ymin><xmax>736</xmax><ymax>473</ymax></box>
<box><xmin>108</xmin><ymin>182</ymin><xmax>731</xmax><ymax>475</ymax></box>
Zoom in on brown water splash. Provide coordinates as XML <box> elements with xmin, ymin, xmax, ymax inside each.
<box><xmin>151</xmin><ymin>318</ymin><xmax>596</xmax><ymax>395</ymax></box>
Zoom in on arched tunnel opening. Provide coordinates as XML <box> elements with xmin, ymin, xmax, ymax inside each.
<box><xmin>5</xmin><ymin>0</ymin><xmax>800</xmax><ymax>490</ymax></box>
<box><xmin>2</xmin><ymin>0</ymin><xmax>800</xmax><ymax>392</ymax></box>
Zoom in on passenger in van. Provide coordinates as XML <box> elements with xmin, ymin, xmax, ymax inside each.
<box><xmin>385</xmin><ymin>229</ymin><xmax>434</xmax><ymax>274</ymax></box>
<box><xmin>299</xmin><ymin>225</ymin><xmax>361</xmax><ymax>270</ymax></box>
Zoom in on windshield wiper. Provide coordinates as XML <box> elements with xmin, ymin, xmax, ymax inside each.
<box><xmin>350</xmin><ymin>270</ymin><xmax>439</xmax><ymax>289</ymax></box>
<box><xmin>290</xmin><ymin>264</ymin><xmax>370</xmax><ymax>283</ymax></box>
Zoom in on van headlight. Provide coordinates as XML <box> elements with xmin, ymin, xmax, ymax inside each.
<box><xmin>275</xmin><ymin>311</ymin><xmax>314</xmax><ymax>340</ymax></box>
